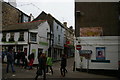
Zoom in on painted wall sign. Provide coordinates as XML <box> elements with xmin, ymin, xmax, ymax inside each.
<box><xmin>80</xmin><ymin>27</ymin><xmax>103</xmax><ymax>37</ymax></box>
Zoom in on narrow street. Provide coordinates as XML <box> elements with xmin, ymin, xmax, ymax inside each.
<box><xmin>2</xmin><ymin>57</ymin><xmax>118</xmax><ymax>80</ymax></box>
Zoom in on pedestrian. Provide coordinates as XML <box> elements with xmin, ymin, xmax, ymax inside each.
<box><xmin>28</xmin><ymin>53</ymin><xmax>34</xmax><ymax>70</ymax></box>
<box><xmin>21</xmin><ymin>51</ymin><xmax>25</xmax><ymax>68</ymax></box>
<box><xmin>2</xmin><ymin>48</ymin><xmax>5</xmax><ymax>63</ymax></box>
<box><xmin>24</xmin><ymin>56</ymin><xmax>28</xmax><ymax>69</ymax></box>
<box><xmin>46</xmin><ymin>56</ymin><xmax>53</xmax><ymax>75</ymax></box>
<box><xmin>60</xmin><ymin>54</ymin><xmax>67</xmax><ymax>77</ymax></box>
<box><xmin>35</xmin><ymin>53</ymin><xmax>47</xmax><ymax>80</ymax></box>
<box><xmin>16</xmin><ymin>50</ymin><xmax>21</xmax><ymax>66</ymax></box>
<box><xmin>37</xmin><ymin>52</ymin><xmax>42</xmax><ymax>69</ymax></box>
<box><xmin>6</xmin><ymin>49</ymin><xmax>15</xmax><ymax>73</ymax></box>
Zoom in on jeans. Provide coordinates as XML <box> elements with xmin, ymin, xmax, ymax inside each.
<box><xmin>6</xmin><ymin>61</ymin><xmax>15</xmax><ymax>73</ymax></box>
<box><xmin>60</xmin><ymin>66</ymin><xmax>66</xmax><ymax>76</ymax></box>
<box><xmin>46</xmin><ymin>65</ymin><xmax>53</xmax><ymax>74</ymax></box>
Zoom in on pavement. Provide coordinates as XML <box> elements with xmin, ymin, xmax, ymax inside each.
<box><xmin>1</xmin><ymin>57</ymin><xmax>119</xmax><ymax>80</ymax></box>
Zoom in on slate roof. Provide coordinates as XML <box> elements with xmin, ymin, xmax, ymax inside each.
<box><xmin>33</xmin><ymin>11</ymin><xmax>65</xmax><ymax>28</ymax></box>
<box><xmin>1</xmin><ymin>20</ymin><xmax>46</xmax><ymax>32</ymax></box>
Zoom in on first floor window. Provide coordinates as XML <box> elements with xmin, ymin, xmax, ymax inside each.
<box><xmin>30</xmin><ymin>33</ymin><xmax>37</xmax><ymax>42</ymax></box>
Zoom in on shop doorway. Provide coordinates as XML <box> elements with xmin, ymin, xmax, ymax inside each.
<box><xmin>38</xmin><ymin>48</ymin><xmax>43</xmax><ymax>58</ymax></box>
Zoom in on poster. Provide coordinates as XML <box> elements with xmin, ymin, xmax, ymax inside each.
<box><xmin>96</xmin><ymin>47</ymin><xmax>105</xmax><ymax>60</ymax></box>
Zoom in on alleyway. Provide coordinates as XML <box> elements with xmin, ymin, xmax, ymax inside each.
<box><xmin>2</xmin><ymin>57</ymin><xmax>118</xmax><ymax>80</ymax></box>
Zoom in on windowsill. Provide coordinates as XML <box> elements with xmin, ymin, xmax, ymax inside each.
<box><xmin>29</xmin><ymin>41</ymin><xmax>37</xmax><ymax>43</ymax></box>
<box><xmin>91</xmin><ymin>60</ymin><xmax>110</xmax><ymax>63</ymax></box>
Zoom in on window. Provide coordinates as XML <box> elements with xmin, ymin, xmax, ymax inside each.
<box><xmin>30</xmin><ymin>33</ymin><xmax>37</xmax><ymax>42</ymax></box>
<box><xmin>9</xmin><ymin>32</ymin><xmax>14</xmax><ymax>42</ymax></box>
<box><xmin>2</xmin><ymin>33</ymin><xmax>6</xmax><ymax>42</ymax></box>
<box><xmin>61</xmin><ymin>28</ymin><xmax>62</xmax><ymax>32</ymax></box>
<box><xmin>18</xmin><ymin>32</ymin><xmax>24</xmax><ymax>41</ymax></box>
<box><xmin>58</xmin><ymin>35</ymin><xmax>60</xmax><ymax>44</ymax></box>
<box><xmin>57</xmin><ymin>26</ymin><xmax>58</xmax><ymax>30</ymax></box>
<box><xmin>22</xmin><ymin>15</ymin><xmax>29</xmax><ymax>22</ymax></box>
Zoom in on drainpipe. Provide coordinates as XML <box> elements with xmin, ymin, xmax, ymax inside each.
<box><xmin>28</xmin><ymin>30</ymin><xmax>30</xmax><ymax>55</ymax></box>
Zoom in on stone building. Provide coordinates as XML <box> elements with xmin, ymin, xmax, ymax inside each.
<box><xmin>2</xmin><ymin>2</ymin><xmax>31</xmax><ymax>26</ymax></box>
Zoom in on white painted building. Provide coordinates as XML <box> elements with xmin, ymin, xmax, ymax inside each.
<box><xmin>0</xmin><ymin>20</ymin><xmax>50</xmax><ymax>64</ymax></box>
<box><xmin>75</xmin><ymin>36</ymin><xmax>120</xmax><ymax>70</ymax></box>
<box><xmin>52</xmin><ymin>20</ymin><xmax>65</xmax><ymax>61</ymax></box>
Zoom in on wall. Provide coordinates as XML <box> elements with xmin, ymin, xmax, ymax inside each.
<box><xmin>75</xmin><ymin>36</ymin><xmax>119</xmax><ymax>70</ymax></box>
<box><xmin>53</xmin><ymin>20</ymin><xmax>64</xmax><ymax>47</ymax></box>
<box><xmin>75</xmin><ymin>2</ymin><xmax>119</xmax><ymax>37</ymax></box>
<box><xmin>29</xmin><ymin>21</ymin><xmax>50</xmax><ymax>64</ymax></box>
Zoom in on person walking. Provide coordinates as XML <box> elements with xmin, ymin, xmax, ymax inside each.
<box><xmin>21</xmin><ymin>51</ymin><xmax>25</xmax><ymax>68</ymax></box>
<box><xmin>28</xmin><ymin>53</ymin><xmax>34</xmax><ymax>70</ymax></box>
<box><xmin>46</xmin><ymin>56</ymin><xmax>53</xmax><ymax>75</ymax></box>
<box><xmin>16</xmin><ymin>50</ymin><xmax>21</xmax><ymax>67</ymax></box>
<box><xmin>35</xmin><ymin>53</ymin><xmax>47</xmax><ymax>80</ymax></box>
<box><xmin>24</xmin><ymin>56</ymin><xmax>28</xmax><ymax>69</ymax></box>
<box><xmin>6</xmin><ymin>49</ymin><xmax>15</xmax><ymax>73</ymax></box>
<box><xmin>2</xmin><ymin>48</ymin><xmax>5</xmax><ymax>63</ymax></box>
<box><xmin>60</xmin><ymin>54</ymin><xmax>67</xmax><ymax>77</ymax></box>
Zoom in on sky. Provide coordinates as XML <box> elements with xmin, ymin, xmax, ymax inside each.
<box><xmin>4</xmin><ymin>0</ymin><xmax>74</xmax><ymax>28</ymax></box>
<box><xmin>3</xmin><ymin>0</ymin><xmax>120</xmax><ymax>29</ymax></box>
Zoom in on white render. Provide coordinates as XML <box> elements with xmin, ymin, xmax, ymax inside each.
<box><xmin>53</xmin><ymin>20</ymin><xmax>65</xmax><ymax>60</ymax></box>
<box><xmin>53</xmin><ymin>20</ymin><xmax>65</xmax><ymax>47</ymax></box>
<box><xmin>0</xmin><ymin>21</ymin><xmax>50</xmax><ymax>64</ymax></box>
<box><xmin>75</xmin><ymin>36</ymin><xmax>119</xmax><ymax>70</ymax></box>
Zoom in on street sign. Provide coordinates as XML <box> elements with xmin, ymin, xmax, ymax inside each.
<box><xmin>79</xmin><ymin>50</ymin><xmax>92</xmax><ymax>59</ymax></box>
<box><xmin>76</xmin><ymin>45</ymin><xmax>82</xmax><ymax>50</ymax></box>
<box><xmin>79</xmin><ymin>50</ymin><xmax>92</xmax><ymax>54</ymax></box>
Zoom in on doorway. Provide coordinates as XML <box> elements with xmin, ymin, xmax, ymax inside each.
<box><xmin>38</xmin><ymin>48</ymin><xmax>43</xmax><ymax>58</ymax></box>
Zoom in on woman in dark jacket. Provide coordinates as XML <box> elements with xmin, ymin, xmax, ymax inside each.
<box><xmin>35</xmin><ymin>53</ymin><xmax>47</xmax><ymax>80</ymax></box>
<box><xmin>60</xmin><ymin>54</ymin><xmax>67</xmax><ymax>77</ymax></box>
<box><xmin>28</xmin><ymin>53</ymin><xmax>34</xmax><ymax>70</ymax></box>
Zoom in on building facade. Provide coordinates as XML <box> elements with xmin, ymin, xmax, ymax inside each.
<box><xmin>0</xmin><ymin>20</ymin><xmax>50</xmax><ymax>64</ymax></box>
<box><xmin>33</xmin><ymin>11</ymin><xmax>65</xmax><ymax>61</ymax></box>
<box><xmin>75</xmin><ymin>2</ymin><xmax>120</xmax><ymax>70</ymax></box>
<box><xmin>63</xmin><ymin>22</ymin><xmax>75</xmax><ymax>57</ymax></box>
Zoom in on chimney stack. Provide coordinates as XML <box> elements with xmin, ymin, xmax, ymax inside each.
<box><xmin>30</xmin><ymin>13</ymin><xmax>34</xmax><ymax>21</ymax></box>
<box><xmin>63</xmin><ymin>22</ymin><xmax>67</xmax><ymax>27</ymax></box>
